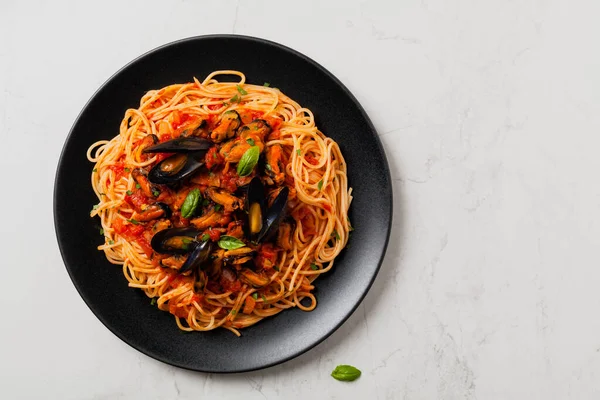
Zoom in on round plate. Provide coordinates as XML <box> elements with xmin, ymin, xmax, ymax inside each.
<box><xmin>54</xmin><ymin>35</ymin><xmax>392</xmax><ymax>373</ymax></box>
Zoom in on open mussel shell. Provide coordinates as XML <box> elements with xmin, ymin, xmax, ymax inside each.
<box><xmin>180</xmin><ymin>240</ymin><xmax>213</xmax><ymax>273</ymax></box>
<box><xmin>142</xmin><ymin>137</ymin><xmax>211</xmax><ymax>153</ymax></box>
<box><xmin>246</xmin><ymin>177</ymin><xmax>266</xmax><ymax>242</ymax></box>
<box><xmin>257</xmin><ymin>186</ymin><xmax>289</xmax><ymax>243</ymax></box>
<box><xmin>148</xmin><ymin>151</ymin><xmax>205</xmax><ymax>184</ymax></box>
<box><xmin>245</xmin><ymin>177</ymin><xmax>289</xmax><ymax>244</ymax></box>
<box><xmin>150</xmin><ymin>227</ymin><xmax>201</xmax><ymax>255</ymax></box>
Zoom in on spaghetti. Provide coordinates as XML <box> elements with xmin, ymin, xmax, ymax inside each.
<box><xmin>87</xmin><ymin>70</ymin><xmax>352</xmax><ymax>335</ymax></box>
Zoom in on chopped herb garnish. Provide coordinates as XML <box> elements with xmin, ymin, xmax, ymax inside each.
<box><xmin>136</xmin><ymin>184</ymin><xmax>141</xmax><ymax>189</ymax></box>
<box><xmin>150</xmin><ymin>298</ymin><xmax>157</xmax><ymax>305</ymax></box>
<box><xmin>152</xmin><ymin>190</ymin><xmax>160</xmax><ymax>197</ymax></box>
<box><xmin>261</xmin><ymin>294</ymin><xmax>268</xmax><ymax>303</ymax></box>
<box><xmin>124</xmin><ymin>168</ymin><xmax>130</xmax><ymax>172</ymax></box>
<box><xmin>108</xmin><ymin>240</ymin><xmax>115</xmax><ymax>245</ymax></box>
<box><xmin>332</xmin><ymin>230</ymin><xmax>340</xmax><ymax>240</ymax></box>
<box><xmin>236</xmin><ymin>85</ymin><xmax>248</xmax><ymax>95</ymax></box>
<box><xmin>202</xmin><ymin>198</ymin><xmax>210</xmax><ymax>206</ymax></box>
<box><xmin>318</xmin><ymin>180</ymin><xmax>323</xmax><ymax>190</ymax></box>
<box><xmin>273</xmin><ymin>265</ymin><xmax>280</xmax><ymax>271</ymax></box>
<box><xmin>126</xmin><ymin>190</ymin><xmax>132</xmax><ymax>195</ymax></box>
<box><xmin>311</xmin><ymin>263</ymin><xmax>318</xmax><ymax>270</ymax></box>
<box><xmin>92</xmin><ymin>168</ymin><xmax>98</xmax><ymax>173</ymax></box>
<box><xmin>201</xmin><ymin>233</ymin><xmax>210</xmax><ymax>241</ymax></box>
<box><xmin>230</xmin><ymin>94</ymin><xmax>241</xmax><ymax>103</ymax></box>
<box><xmin>252</xmin><ymin>293</ymin><xmax>258</xmax><ymax>300</ymax></box>
<box><xmin>99</xmin><ymin>193</ymin><xmax>105</xmax><ymax>196</ymax></box>
<box><xmin>265</xmin><ymin>163</ymin><xmax>272</xmax><ymax>171</ymax></box>
<box><xmin>128</xmin><ymin>219</ymin><xmax>140</xmax><ymax>225</ymax></box>
<box><xmin>99</xmin><ymin>228</ymin><xmax>104</xmax><ymax>235</ymax></box>
<box><xmin>214</xmin><ymin>204</ymin><xmax>222</xmax><ymax>212</ymax></box>
<box><xmin>213</xmin><ymin>151</ymin><xmax>218</xmax><ymax>159</ymax></box>
<box><xmin>296</xmin><ymin>149</ymin><xmax>301</xmax><ymax>156</ymax></box>
<box><xmin>222</xmin><ymin>101</ymin><xmax>229</xmax><ymax>106</ymax></box>
<box><xmin>92</xmin><ymin>204</ymin><xmax>99</xmax><ymax>210</ymax></box>
<box><xmin>230</xmin><ymin>309</ymin><xmax>237</xmax><ymax>315</ymax></box>
<box><xmin>246</xmin><ymin>138</ymin><xmax>255</xmax><ymax>146</ymax></box>
<box><xmin>263</xmin><ymin>82</ymin><xmax>271</xmax><ymax>87</ymax></box>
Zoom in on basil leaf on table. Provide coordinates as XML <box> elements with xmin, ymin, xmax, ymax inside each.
<box><xmin>218</xmin><ymin>235</ymin><xmax>246</xmax><ymax>250</ymax></box>
<box><xmin>181</xmin><ymin>188</ymin><xmax>201</xmax><ymax>218</ymax></box>
<box><xmin>331</xmin><ymin>365</ymin><xmax>361</xmax><ymax>382</ymax></box>
<box><xmin>237</xmin><ymin>146</ymin><xmax>260</xmax><ymax>177</ymax></box>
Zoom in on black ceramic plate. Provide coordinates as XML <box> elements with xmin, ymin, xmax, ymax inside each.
<box><xmin>54</xmin><ymin>35</ymin><xmax>392</xmax><ymax>373</ymax></box>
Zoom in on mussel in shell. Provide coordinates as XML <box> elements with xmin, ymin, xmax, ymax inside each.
<box><xmin>150</xmin><ymin>227</ymin><xmax>213</xmax><ymax>273</ymax></box>
<box><xmin>147</xmin><ymin>152</ymin><xmax>206</xmax><ymax>185</ymax></box>
<box><xmin>144</xmin><ymin>137</ymin><xmax>211</xmax><ymax>185</ymax></box>
<box><xmin>150</xmin><ymin>227</ymin><xmax>201</xmax><ymax>255</ymax></box>
<box><xmin>179</xmin><ymin>239</ymin><xmax>213</xmax><ymax>273</ymax></box>
<box><xmin>246</xmin><ymin>177</ymin><xmax>289</xmax><ymax>243</ymax></box>
<box><xmin>142</xmin><ymin>137</ymin><xmax>211</xmax><ymax>154</ymax></box>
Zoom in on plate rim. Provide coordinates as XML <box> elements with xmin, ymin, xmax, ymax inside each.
<box><xmin>54</xmin><ymin>34</ymin><xmax>393</xmax><ymax>373</ymax></box>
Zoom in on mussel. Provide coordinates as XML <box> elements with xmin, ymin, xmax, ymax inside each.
<box><xmin>143</xmin><ymin>137</ymin><xmax>212</xmax><ymax>185</ymax></box>
<box><xmin>207</xmin><ymin>187</ymin><xmax>242</xmax><ymax>213</ymax></box>
<box><xmin>150</xmin><ymin>227</ymin><xmax>213</xmax><ymax>273</ymax></box>
<box><xmin>239</xmin><ymin>268</ymin><xmax>270</xmax><ymax>288</ymax></box>
<box><xmin>210</xmin><ymin>110</ymin><xmax>241</xmax><ymax>143</ymax></box>
<box><xmin>147</xmin><ymin>152</ymin><xmax>205</xmax><ymax>184</ymax></box>
<box><xmin>246</xmin><ymin>177</ymin><xmax>289</xmax><ymax>243</ymax></box>
<box><xmin>131</xmin><ymin>202</ymin><xmax>171</xmax><ymax>222</ymax></box>
<box><xmin>151</xmin><ymin>227</ymin><xmax>202</xmax><ymax>255</ymax></box>
<box><xmin>142</xmin><ymin>137</ymin><xmax>211</xmax><ymax>154</ymax></box>
<box><xmin>179</xmin><ymin>239</ymin><xmax>213</xmax><ymax>273</ymax></box>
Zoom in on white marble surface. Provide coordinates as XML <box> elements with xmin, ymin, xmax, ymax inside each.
<box><xmin>2</xmin><ymin>0</ymin><xmax>600</xmax><ymax>398</ymax></box>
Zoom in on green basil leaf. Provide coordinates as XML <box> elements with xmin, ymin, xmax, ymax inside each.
<box><xmin>230</xmin><ymin>94</ymin><xmax>240</xmax><ymax>103</ymax></box>
<box><xmin>201</xmin><ymin>233</ymin><xmax>210</xmax><ymax>241</ymax></box>
<box><xmin>310</xmin><ymin>263</ymin><xmax>318</xmax><ymax>270</ymax></box>
<box><xmin>252</xmin><ymin>293</ymin><xmax>258</xmax><ymax>300</ymax></box>
<box><xmin>152</xmin><ymin>189</ymin><xmax>160</xmax><ymax>197</ymax></box>
<box><xmin>318</xmin><ymin>180</ymin><xmax>323</xmax><ymax>190</ymax></box>
<box><xmin>128</xmin><ymin>219</ymin><xmax>140</xmax><ymax>225</ymax></box>
<box><xmin>296</xmin><ymin>149</ymin><xmax>301</xmax><ymax>156</ymax></box>
<box><xmin>214</xmin><ymin>204</ymin><xmax>222</xmax><ymax>212</ymax></box>
<box><xmin>246</xmin><ymin>138</ymin><xmax>255</xmax><ymax>146</ymax></box>
<box><xmin>263</xmin><ymin>82</ymin><xmax>270</xmax><ymax>87</ymax></box>
<box><xmin>126</xmin><ymin>190</ymin><xmax>132</xmax><ymax>195</ymax></box>
<box><xmin>218</xmin><ymin>235</ymin><xmax>246</xmax><ymax>250</ymax></box>
<box><xmin>136</xmin><ymin>183</ymin><xmax>141</xmax><ymax>189</ymax></box>
<box><xmin>237</xmin><ymin>146</ymin><xmax>260</xmax><ymax>177</ymax></box>
<box><xmin>150</xmin><ymin>298</ymin><xmax>157</xmax><ymax>305</ymax></box>
<box><xmin>265</xmin><ymin>163</ymin><xmax>272</xmax><ymax>171</ymax></box>
<box><xmin>331</xmin><ymin>365</ymin><xmax>361</xmax><ymax>382</ymax></box>
<box><xmin>181</xmin><ymin>188</ymin><xmax>201</xmax><ymax>219</ymax></box>
<box><xmin>236</xmin><ymin>85</ymin><xmax>248</xmax><ymax>95</ymax></box>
